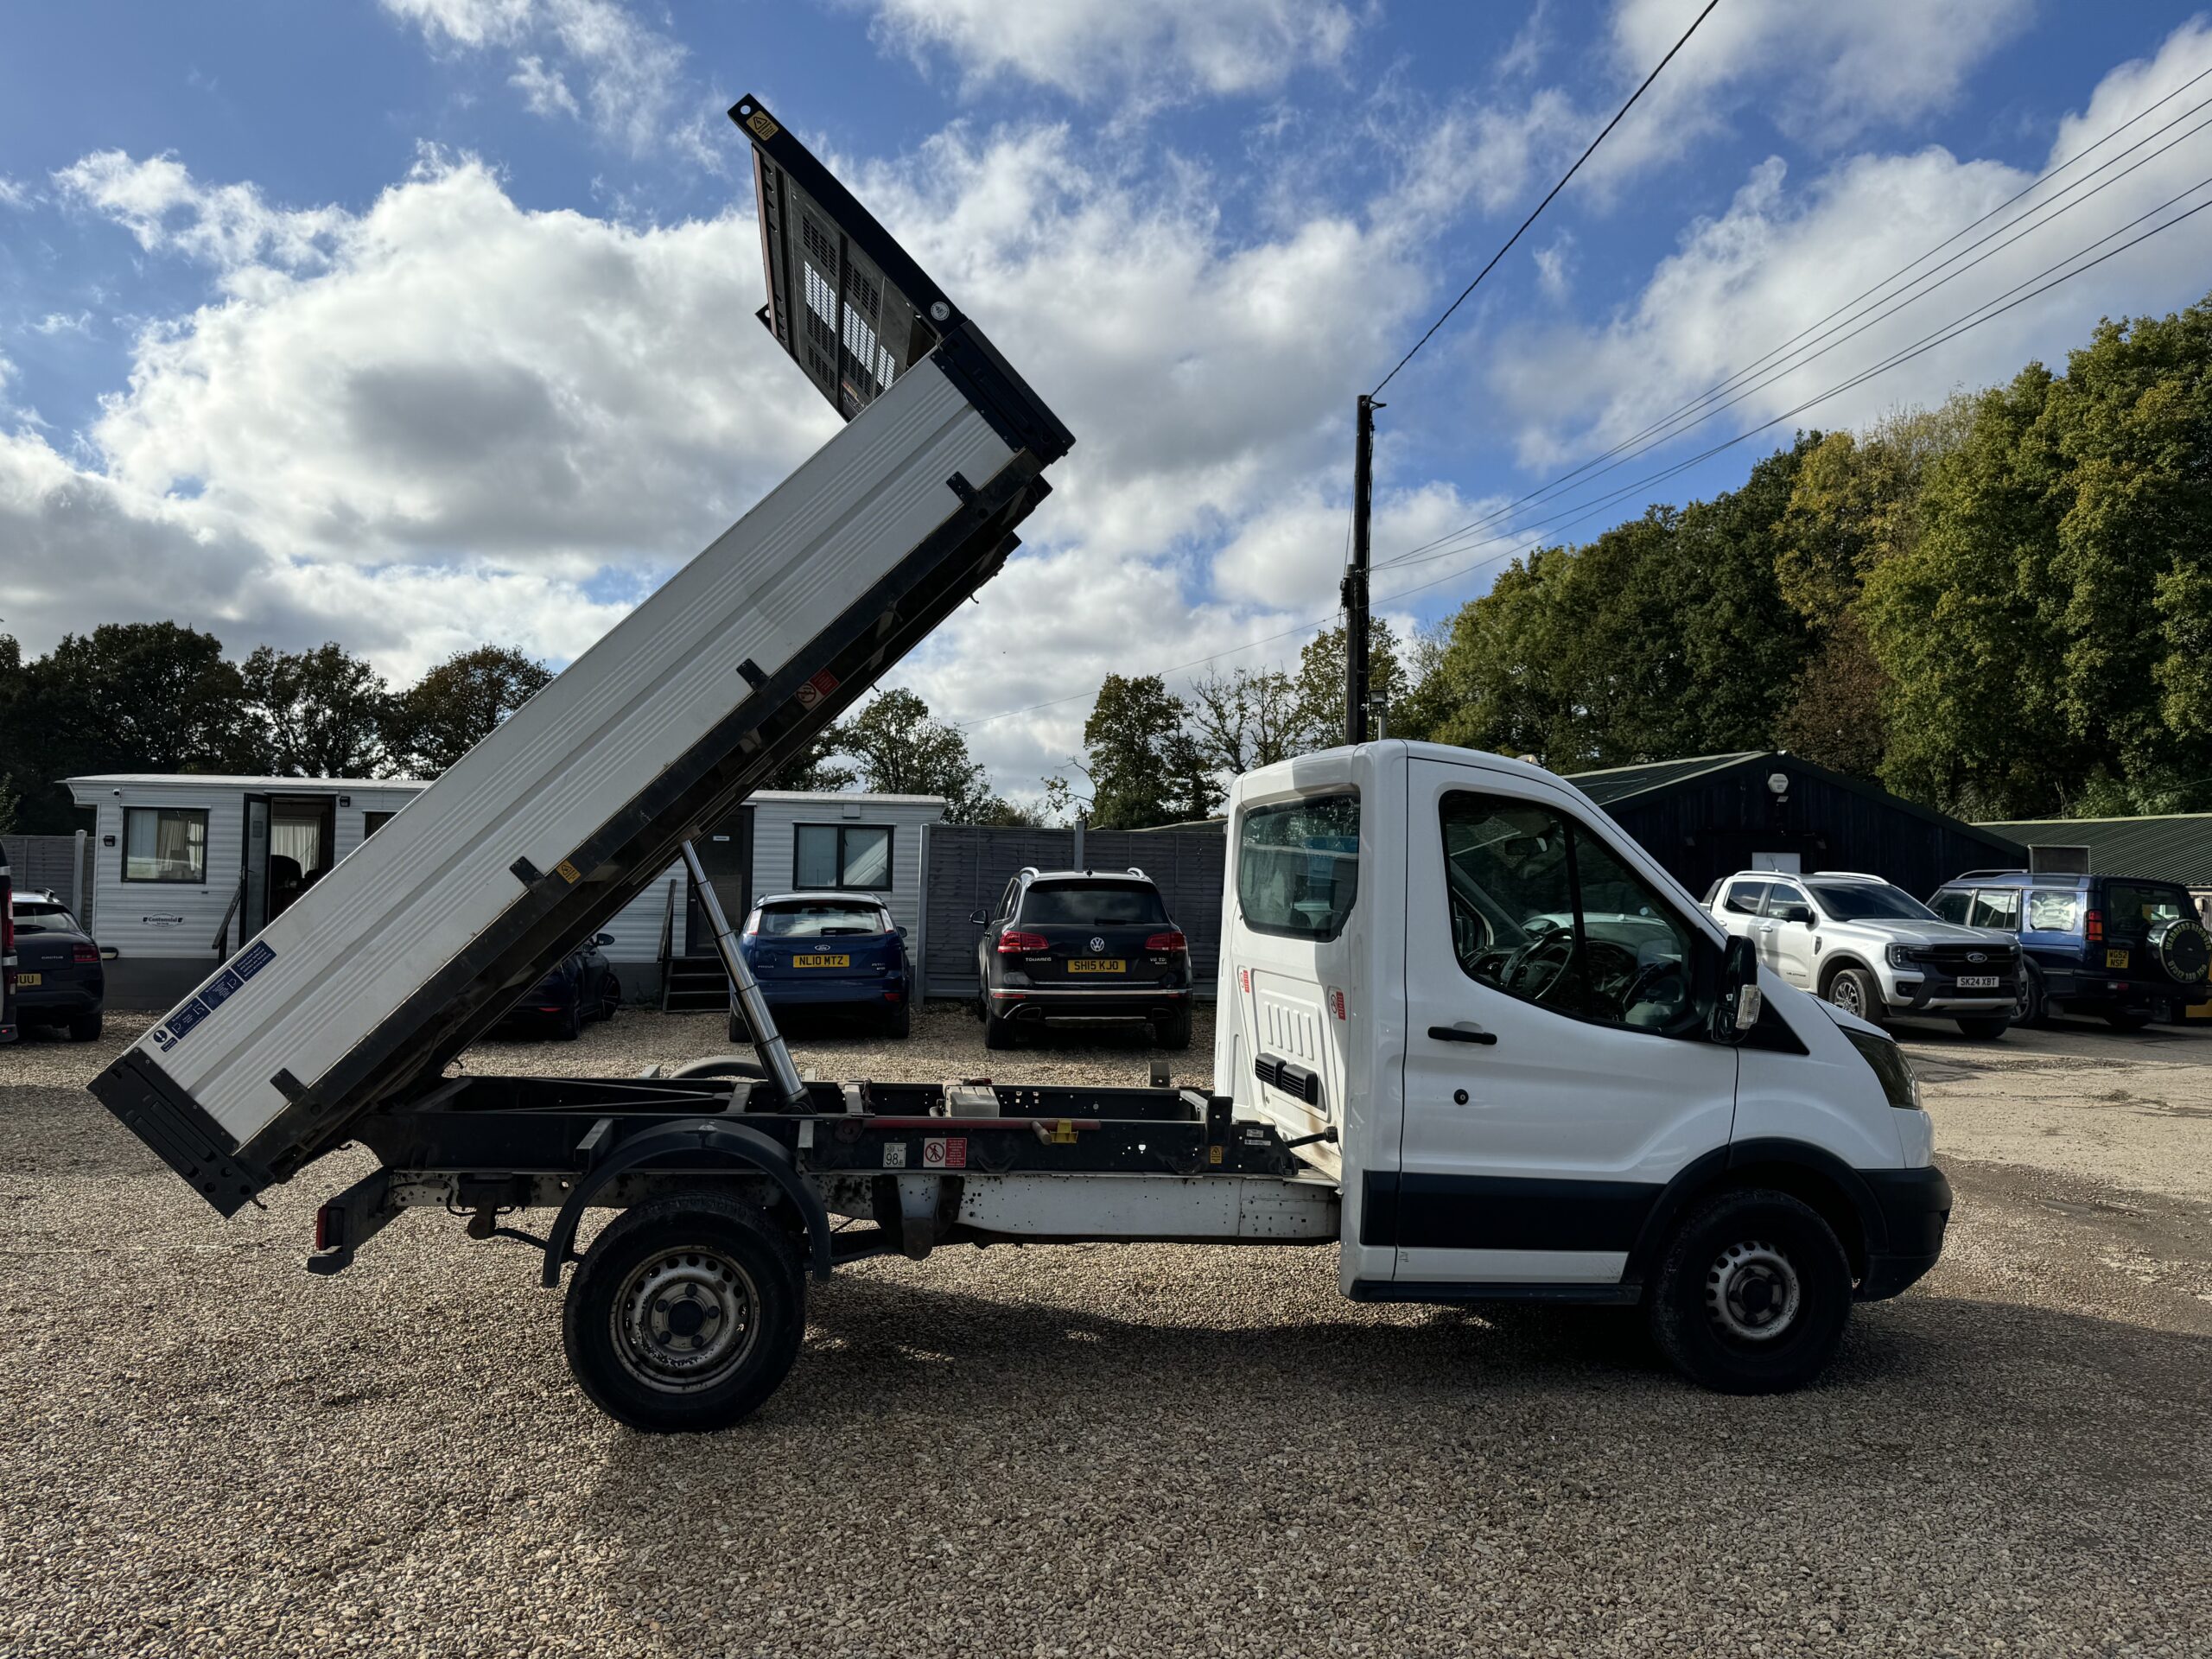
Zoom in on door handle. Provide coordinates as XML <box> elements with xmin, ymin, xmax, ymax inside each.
<box><xmin>1427</xmin><ymin>1024</ymin><xmax>1497</xmax><ymax>1046</ymax></box>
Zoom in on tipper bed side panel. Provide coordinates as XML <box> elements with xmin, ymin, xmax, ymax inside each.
<box><xmin>88</xmin><ymin>97</ymin><xmax>1073</xmax><ymax>1216</ymax></box>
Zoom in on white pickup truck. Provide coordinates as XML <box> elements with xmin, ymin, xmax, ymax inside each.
<box><xmin>88</xmin><ymin>95</ymin><xmax>1949</xmax><ymax>1433</ymax></box>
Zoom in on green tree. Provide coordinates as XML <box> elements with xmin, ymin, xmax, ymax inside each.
<box><xmin>384</xmin><ymin>645</ymin><xmax>554</xmax><ymax>777</ymax></box>
<box><xmin>830</xmin><ymin>688</ymin><xmax>1009</xmax><ymax>823</ymax></box>
<box><xmin>1185</xmin><ymin>664</ymin><xmax>1303</xmax><ymax>776</ymax></box>
<box><xmin>1293</xmin><ymin>620</ymin><xmax>1406</xmax><ymax>747</ymax></box>
<box><xmin>1080</xmin><ymin>673</ymin><xmax>1217</xmax><ymax>827</ymax></box>
<box><xmin>238</xmin><ymin>643</ymin><xmax>391</xmax><ymax>778</ymax></box>
<box><xmin>766</xmin><ymin>729</ymin><xmax>857</xmax><ymax>793</ymax></box>
<box><xmin>0</xmin><ymin>773</ymin><xmax>17</xmax><ymax>836</ymax></box>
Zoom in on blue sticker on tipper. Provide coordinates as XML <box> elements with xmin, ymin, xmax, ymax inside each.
<box><xmin>199</xmin><ymin>967</ymin><xmax>245</xmax><ymax>1010</ymax></box>
<box><xmin>148</xmin><ymin>941</ymin><xmax>276</xmax><ymax>1052</ymax></box>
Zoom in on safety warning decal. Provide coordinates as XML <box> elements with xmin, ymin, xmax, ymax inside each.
<box><xmin>921</xmin><ymin>1136</ymin><xmax>967</xmax><ymax>1171</ymax></box>
<box><xmin>151</xmin><ymin>940</ymin><xmax>278</xmax><ymax>1053</ymax></box>
<box><xmin>793</xmin><ymin>669</ymin><xmax>841</xmax><ymax>712</ymax></box>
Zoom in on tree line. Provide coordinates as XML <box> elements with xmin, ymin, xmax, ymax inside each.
<box><xmin>1071</xmin><ymin>292</ymin><xmax>2212</xmax><ymax>828</ymax></box>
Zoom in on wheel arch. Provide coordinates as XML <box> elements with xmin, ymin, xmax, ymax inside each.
<box><xmin>1815</xmin><ymin>950</ymin><xmax>1878</xmax><ymax>996</ymax></box>
<box><xmin>1627</xmin><ymin>1138</ymin><xmax>1885</xmax><ymax>1287</ymax></box>
<box><xmin>540</xmin><ymin>1117</ymin><xmax>831</xmax><ymax>1288</ymax></box>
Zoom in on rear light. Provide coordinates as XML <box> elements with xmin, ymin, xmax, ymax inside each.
<box><xmin>1145</xmin><ymin>931</ymin><xmax>1187</xmax><ymax>953</ymax></box>
<box><xmin>2086</xmin><ymin>910</ymin><xmax>2104</xmax><ymax>944</ymax></box>
<box><xmin>884</xmin><ymin>990</ymin><xmax>902</xmax><ymax>1002</ymax></box>
<box><xmin>73</xmin><ymin>944</ymin><xmax>99</xmax><ymax>965</ymax></box>
<box><xmin>997</xmin><ymin>931</ymin><xmax>1050</xmax><ymax>954</ymax></box>
<box><xmin>315</xmin><ymin>1204</ymin><xmax>345</xmax><ymax>1253</ymax></box>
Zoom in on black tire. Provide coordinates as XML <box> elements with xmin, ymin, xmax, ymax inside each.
<box><xmin>2105</xmin><ymin>1010</ymin><xmax>2154</xmax><ymax>1032</ymax></box>
<box><xmin>1154</xmin><ymin>1007</ymin><xmax>1193</xmax><ymax>1051</ymax></box>
<box><xmin>882</xmin><ymin>1001</ymin><xmax>912</xmax><ymax>1039</ymax></box>
<box><xmin>562</xmin><ymin>1197</ymin><xmax>805</xmax><ymax>1433</ymax></box>
<box><xmin>982</xmin><ymin>1007</ymin><xmax>1017</xmax><ymax>1050</ymax></box>
<box><xmin>596</xmin><ymin>973</ymin><xmax>621</xmax><ymax>1020</ymax></box>
<box><xmin>1822</xmin><ymin>965</ymin><xmax>1885</xmax><ymax>1027</ymax></box>
<box><xmin>668</xmin><ymin>1055</ymin><xmax>769</xmax><ymax>1080</ymax></box>
<box><xmin>1646</xmin><ymin>1188</ymin><xmax>1853</xmax><ymax>1395</ymax></box>
<box><xmin>67</xmin><ymin>1013</ymin><xmax>104</xmax><ymax>1042</ymax></box>
<box><xmin>2014</xmin><ymin>963</ymin><xmax>2047</xmax><ymax>1028</ymax></box>
<box><xmin>727</xmin><ymin>1008</ymin><xmax>750</xmax><ymax>1046</ymax></box>
<box><xmin>558</xmin><ymin>1001</ymin><xmax>582</xmax><ymax>1041</ymax></box>
<box><xmin>1954</xmin><ymin>1013</ymin><xmax>2010</xmax><ymax>1040</ymax></box>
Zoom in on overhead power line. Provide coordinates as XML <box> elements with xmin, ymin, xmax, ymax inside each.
<box><xmin>1382</xmin><ymin>73</ymin><xmax>2212</xmax><ymax>570</ymax></box>
<box><xmin>1368</xmin><ymin>0</ymin><xmax>1719</xmax><ymax>397</ymax></box>
<box><xmin>955</xmin><ymin>177</ymin><xmax>2212</xmax><ymax>734</ymax></box>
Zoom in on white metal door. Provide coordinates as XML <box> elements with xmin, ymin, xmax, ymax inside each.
<box><xmin>1763</xmin><ymin>879</ymin><xmax>1818</xmax><ymax>988</ymax></box>
<box><xmin>1391</xmin><ymin>756</ymin><xmax>1738</xmax><ymax>1287</ymax></box>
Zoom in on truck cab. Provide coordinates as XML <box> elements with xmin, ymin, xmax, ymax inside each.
<box><xmin>1217</xmin><ymin>742</ymin><xmax>1948</xmax><ymax>1381</ymax></box>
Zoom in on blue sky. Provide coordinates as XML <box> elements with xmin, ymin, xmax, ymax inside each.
<box><xmin>3</xmin><ymin>1</ymin><xmax>2210</xmax><ymax>794</ymax></box>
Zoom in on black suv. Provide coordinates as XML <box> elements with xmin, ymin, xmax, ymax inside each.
<box><xmin>1929</xmin><ymin>870</ymin><xmax>2210</xmax><ymax>1028</ymax></box>
<box><xmin>973</xmin><ymin>867</ymin><xmax>1194</xmax><ymax>1050</ymax></box>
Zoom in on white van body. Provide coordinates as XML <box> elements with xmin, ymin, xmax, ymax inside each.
<box><xmin>1213</xmin><ymin>742</ymin><xmax>1936</xmax><ymax>1304</ymax></box>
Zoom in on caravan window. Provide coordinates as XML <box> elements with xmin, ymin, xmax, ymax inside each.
<box><xmin>123</xmin><ymin>808</ymin><xmax>208</xmax><ymax>884</ymax></box>
<box><xmin>1237</xmin><ymin>793</ymin><xmax>1359</xmax><ymax>940</ymax></box>
<box><xmin>794</xmin><ymin>823</ymin><xmax>893</xmax><ymax>890</ymax></box>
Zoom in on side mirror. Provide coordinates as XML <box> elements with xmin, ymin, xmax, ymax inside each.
<box><xmin>594</xmin><ymin>932</ymin><xmax>616</xmax><ymax>946</ymax></box>
<box><xmin>897</xmin><ymin>926</ymin><xmax>910</xmax><ymax>939</ymax></box>
<box><xmin>1713</xmin><ymin>934</ymin><xmax>1763</xmax><ymax>1045</ymax></box>
<box><xmin>1778</xmin><ymin>904</ymin><xmax>1814</xmax><ymax>925</ymax></box>
<box><xmin>968</xmin><ymin>910</ymin><xmax>987</xmax><ymax>926</ymax></box>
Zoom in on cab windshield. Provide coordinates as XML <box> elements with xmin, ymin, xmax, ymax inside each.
<box><xmin>1808</xmin><ymin>882</ymin><xmax>1937</xmax><ymax>922</ymax></box>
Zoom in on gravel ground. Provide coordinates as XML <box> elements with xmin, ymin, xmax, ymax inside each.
<box><xmin>5</xmin><ymin>1006</ymin><xmax>2211</xmax><ymax>1656</ymax></box>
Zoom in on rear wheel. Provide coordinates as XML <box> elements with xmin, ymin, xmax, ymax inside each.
<box><xmin>67</xmin><ymin>1012</ymin><xmax>103</xmax><ymax>1043</ymax></box>
<box><xmin>2105</xmin><ymin>1009</ymin><xmax>2154</xmax><ymax>1032</ymax></box>
<box><xmin>1823</xmin><ymin>966</ymin><xmax>1885</xmax><ymax>1027</ymax></box>
<box><xmin>1647</xmin><ymin>1188</ymin><xmax>1853</xmax><ymax>1395</ymax></box>
<box><xmin>1955</xmin><ymin>1013</ymin><xmax>2010</xmax><ymax>1040</ymax></box>
<box><xmin>562</xmin><ymin>1197</ymin><xmax>804</xmax><ymax>1433</ymax></box>
<box><xmin>558</xmin><ymin>1001</ymin><xmax>582</xmax><ymax>1041</ymax></box>
<box><xmin>2014</xmin><ymin>963</ymin><xmax>2047</xmax><ymax>1027</ymax></box>
<box><xmin>596</xmin><ymin>973</ymin><xmax>621</xmax><ymax>1020</ymax></box>
<box><xmin>882</xmin><ymin>1001</ymin><xmax>912</xmax><ymax>1039</ymax></box>
<box><xmin>1154</xmin><ymin>1007</ymin><xmax>1192</xmax><ymax>1051</ymax></box>
<box><xmin>982</xmin><ymin>1007</ymin><xmax>1017</xmax><ymax>1050</ymax></box>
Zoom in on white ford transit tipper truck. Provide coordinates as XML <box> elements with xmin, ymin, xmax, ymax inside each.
<box><xmin>89</xmin><ymin>96</ymin><xmax>1948</xmax><ymax>1433</ymax></box>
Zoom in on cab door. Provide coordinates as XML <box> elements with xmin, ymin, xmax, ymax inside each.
<box><xmin>1761</xmin><ymin>879</ymin><xmax>1819</xmax><ymax>988</ymax></box>
<box><xmin>1389</xmin><ymin>756</ymin><xmax>1738</xmax><ymax>1289</ymax></box>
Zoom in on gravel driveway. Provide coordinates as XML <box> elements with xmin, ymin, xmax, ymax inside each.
<box><xmin>4</xmin><ymin>1006</ymin><xmax>2209</xmax><ymax>1656</ymax></box>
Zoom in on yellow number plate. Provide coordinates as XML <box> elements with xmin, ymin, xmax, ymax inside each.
<box><xmin>1068</xmin><ymin>959</ymin><xmax>1126</xmax><ymax>974</ymax></box>
<box><xmin>791</xmin><ymin>953</ymin><xmax>850</xmax><ymax>969</ymax></box>
<box><xmin>2106</xmin><ymin>949</ymin><xmax>2130</xmax><ymax>969</ymax></box>
<box><xmin>15</xmin><ymin>972</ymin><xmax>41</xmax><ymax>988</ymax></box>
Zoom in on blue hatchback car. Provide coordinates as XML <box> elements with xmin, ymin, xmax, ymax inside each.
<box><xmin>1929</xmin><ymin>870</ymin><xmax>2211</xmax><ymax>1028</ymax></box>
<box><xmin>733</xmin><ymin>891</ymin><xmax>910</xmax><ymax>1039</ymax></box>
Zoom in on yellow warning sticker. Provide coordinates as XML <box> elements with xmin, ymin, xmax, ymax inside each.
<box><xmin>747</xmin><ymin>111</ymin><xmax>779</xmax><ymax>141</ymax></box>
<box><xmin>556</xmin><ymin>860</ymin><xmax>582</xmax><ymax>884</ymax></box>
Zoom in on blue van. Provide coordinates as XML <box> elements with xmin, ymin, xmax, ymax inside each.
<box><xmin>1929</xmin><ymin>870</ymin><xmax>2210</xmax><ymax>1028</ymax></box>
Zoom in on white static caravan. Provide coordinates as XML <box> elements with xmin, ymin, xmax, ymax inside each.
<box><xmin>66</xmin><ymin>773</ymin><xmax>945</xmax><ymax>1007</ymax></box>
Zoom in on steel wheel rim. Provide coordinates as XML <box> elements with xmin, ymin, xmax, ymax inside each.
<box><xmin>1830</xmin><ymin>976</ymin><xmax>1863</xmax><ymax>1016</ymax></box>
<box><xmin>610</xmin><ymin>1246</ymin><xmax>760</xmax><ymax>1394</ymax></box>
<box><xmin>1704</xmin><ymin>1240</ymin><xmax>1802</xmax><ymax>1344</ymax></box>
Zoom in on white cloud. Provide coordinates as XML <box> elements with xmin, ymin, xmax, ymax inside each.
<box><xmin>1489</xmin><ymin>18</ymin><xmax>2212</xmax><ymax>474</ymax></box>
<box><xmin>1459</xmin><ymin>0</ymin><xmax>2037</xmax><ymax>214</ymax></box>
<box><xmin>380</xmin><ymin>0</ymin><xmax>711</xmax><ymax>162</ymax></box>
<box><xmin>30</xmin><ymin>311</ymin><xmax>92</xmax><ymax>336</ymax></box>
<box><xmin>1531</xmin><ymin>232</ymin><xmax>1573</xmax><ymax>302</ymax></box>
<box><xmin>0</xmin><ymin>176</ymin><xmax>31</xmax><ymax>209</ymax></box>
<box><xmin>860</xmin><ymin>0</ymin><xmax>1357</xmax><ymax>101</ymax></box>
<box><xmin>52</xmin><ymin>149</ymin><xmax>349</xmax><ymax>270</ymax></box>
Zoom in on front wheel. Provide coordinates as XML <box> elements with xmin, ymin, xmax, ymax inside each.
<box><xmin>67</xmin><ymin>1013</ymin><xmax>104</xmax><ymax>1042</ymax></box>
<box><xmin>1955</xmin><ymin>1013</ymin><xmax>2010</xmax><ymax>1040</ymax></box>
<box><xmin>562</xmin><ymin>1197</ymin><xmax>805</xmax><ymax>1433</ymax></box>
<box><xmin>1823</xmin><ymin>966</ymin><xmax>1885</xmax><ymax>1027</ymax></box>
<box><xmin>1647</xmin><ymin>1188</ymin><xmax>1853</xmax><ymax>1395</ymax></box>
<box><xmin>558</xmin><ymin>1001</ymin><xmax>582</xmax><ymax>1041</ymax></box>
<box><xmin>2014</xmin><ymin>963</ymin><xmax>2047</xmax><ymax>1027</ymax></box>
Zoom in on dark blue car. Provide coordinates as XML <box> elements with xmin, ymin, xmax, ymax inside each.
<box><xmin>494</xmin><ymin>931</ymin><xmax>622</xmax><ymax>1040</ymax></box>
<box><xmin>732</xmin><ymin>892</ymin><xmax>910</xmax><ymax>1039</ymax></box>
<box><xmin>8</xmin><ymin>892</ymin><xmax>109</xmax><ymax>1041</ymax></box>
<box><xmin>1929</xmin><ymin>870</ymin><xmax>2211</xmax><ymax>1028</ymax></box>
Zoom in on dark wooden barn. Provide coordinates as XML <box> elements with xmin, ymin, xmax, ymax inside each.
<box><xmin>1566</xmin><ymin>751</ymin><xmax>2028</xmax><ymax>903</ymax></box>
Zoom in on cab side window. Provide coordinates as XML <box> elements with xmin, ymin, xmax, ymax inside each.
<box><xmin>1440</xmin><ymin>791</ymin><xmax>1697</xmax><ymax>1035</ymax></box>
<box><xmin>1968</xmin><ymin>888</ymin><xmax>2021</xmax><ymax>930</ymax></box>
<box><xmin>1722</xmin><ymin>880</ymin><xmax>1769</xmax><ymax>917</ymax></box>
<box><xmin>1764</xmin><ymin>882</ymin><xmax>1811</xmax><ymax>921</ymax></box>
<box><xmin>1929</xmin><ymin>889</ymin><xmax>1971</xmax><ymax>924</ymax></box>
